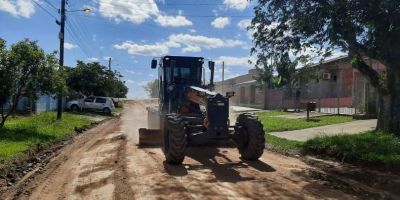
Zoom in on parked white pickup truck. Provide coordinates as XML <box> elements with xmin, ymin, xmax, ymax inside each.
<box><xmin>67</xmin><ymin>96</ymin><xmax>115</xmax><ymax>115</ymax></box>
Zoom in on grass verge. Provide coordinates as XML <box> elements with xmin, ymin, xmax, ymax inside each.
<box><xmin>264</xmin><ymin>130</ymin><xmax>400</xmax><ymax>169</ymax></box>
<box><xmin>258</xmin><ymin>112</ymin><xmax>353</xmax><ymax>132</ymax></box>
<box><xmin>265</xmin><ymin>134</ymin><xmax>303</xmax><ymax>153</ymax></box>
<box><xmin>0</xmin><ymin>112</ymin><xmax>93</xmax><ymax>162</ymax></box>
<box><xmin>302</xmin><ymin>131</ymin><xmax>400</xmax><ymax>169</ymax></box>
<box><xmin>114</xmin><ymin>103</ymin><xmax>124</xmax><ymax>114</ymax></box>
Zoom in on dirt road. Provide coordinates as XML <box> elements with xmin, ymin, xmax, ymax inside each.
<box><xmin>2</xmin><ymin>100</ymin><xmax>397</xmax><ymax>200</ymax></box>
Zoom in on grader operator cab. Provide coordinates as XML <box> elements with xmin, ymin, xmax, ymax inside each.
<box><xmin>139</xmin><ymin>56</ymin><xmax>265</xmax><ymax>164</ymax></box>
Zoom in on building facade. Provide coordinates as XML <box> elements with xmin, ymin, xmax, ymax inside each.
<box><xmin>215</xmin><ymin>56</ymin><xmax>385</xmax><ymax>115</ymax></box>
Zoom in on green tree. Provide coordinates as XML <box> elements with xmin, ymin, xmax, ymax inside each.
<box><xmin>251</xmin><ymin>0</ymin><xmax>400</xmax><ymax>134</ymax></box>
<box><xmin>143</xmin><ymin>79</ymin><xmax>159</xmax><ymax>98</ymax></box>
<box><xmin>66</xmin><ymin>61</ymin><xmax>128</xmax><ymax>97</ymax></box>
<box><xmin>255</xmin><ymin>53</ymin><xmax>298</xmax><ymax>89</ymax></box>
<box><xmin>0</xmin><ymin>39</ymin><xmax>61</xmax><ymax>127</ymax></box>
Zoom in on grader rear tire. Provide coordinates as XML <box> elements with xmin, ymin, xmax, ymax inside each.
<box><xmin>163</xmin><ymin>114</ymin><xmax>187</xmax><ymax>165</ymax></box>
<box><xmin>236</xmin><ymin>113</ymin><xmax>265</xmax><ymax>160</ymax></box>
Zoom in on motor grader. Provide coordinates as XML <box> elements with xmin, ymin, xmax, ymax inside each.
<box><xmin>139</xmin><ymin>56</ymin><xmax>265</xmax><ymax>164</ymax></box>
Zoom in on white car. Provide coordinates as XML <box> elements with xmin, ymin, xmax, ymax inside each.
<box><xmin>67</xmin><ymin>96</ymin><xmax>115</xmax><ymax>115</ymax></box>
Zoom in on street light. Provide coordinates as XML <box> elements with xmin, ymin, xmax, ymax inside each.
<box><xmin>56</xmin><ymin>4</ymin><xmax>92</xmax><ymax>120</ymax></box>
<box><xmin>66</xmin><ymin>8</ymin><xmax>92</xmax><ymax>13</ymax></box>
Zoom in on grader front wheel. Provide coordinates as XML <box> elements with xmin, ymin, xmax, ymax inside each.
<box><xmin>235</xmin><ymin>113</ymin><xmax>265</xmax><ymax>160</ymax></box>
<box><xmin>163</xmin><ymin>114</ymin><xmax>187</xmax><ymax>165</ymax></box>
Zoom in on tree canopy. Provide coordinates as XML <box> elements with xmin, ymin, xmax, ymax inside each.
<box><xmin>66</xmin><ymin>61</ymin><xmax>128</xmax><ymax>98</ymax></box>
<box><xmin>143</xmin><ymin>79</ymin><xmax>159</xmax><ymax>98</ymax></box>
<box><xmin>251</xmin><ymin>0</ymin><xmax>400</xmax><ymax>133</ymax></box>
<box><xmin>0</xmin><ymin>38</ymin><xmax>62</xmax><ymax>127</ymax></box>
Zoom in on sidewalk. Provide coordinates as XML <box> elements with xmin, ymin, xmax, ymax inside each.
<box><xmin>269</xmin><ymin>119</ymin><xmax>377</xmax><ymax>141</ymax></box>
<box><xmin>230</xmin><ymin>106</ymin><xmax>262</xmax><ymax>113</ymax></box>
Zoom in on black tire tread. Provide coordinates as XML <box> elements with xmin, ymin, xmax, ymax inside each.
<box><xmin>103</xmin><ymin>107</ymin><xmax>111</xmax><ymax>115</ymax></box>
<box><xmin>236</xmin><ymin>113</ymin><xmax>265</xmax><ymax>160</ymax></box>
<box><xmin>164</xmin><ymin>114</ymin><xmax>187</xmax><ymax>164</ymax></box>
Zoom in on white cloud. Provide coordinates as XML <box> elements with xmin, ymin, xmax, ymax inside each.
<box><xmin>114</xmin><ymin>41</ymin><xmax>170</xmax><ymax>56</ymax></box>
<box><xmin>189</xmin><ymin>29</ymin><xmax>196</xmax><ymax>33</ymax></box>
<box><xmin>215</xmin><ymin>56</ymin><xmax>255</xmax><ymax>68</ymax></box>
<box><xmin>98</xmin><ymin>0</ymin><xmax>158</xmax><ymax>24</ymax></box>
<box><xmin>237</xmin><ymin>19</ymin><xmax>255</xmax><ymax>40</ymax></box>
<box><xmin>237</xmin><ymin>19</ymin><xmax>251</xmax><ymax>30</ymax></box>
<box><xmin>137</xmin><ymin>80</ymin><xmax>149</xmax><ymax>86</ymax></box>
<box><xmin>223</xmin><ymin>0</ymin><xmax>249</xmax><ymax>11</ymax></box>
<box><xmin>126</xmin><ymin>79</ymin><xmax>149</xmax><ymax>86</ymax></box>
<box><xmin>168</xmin><ymin>34</ymin><xmax>244</xmax><ymax>51</ymax></box>
<box><xmin>0</xmin><ymin>0</ymin><xmax>35</xmax><ymax>18</ymax></box>
<box><xmin>88</xmin><ymin>57</ymin><xmax>99</xmax><ymax>62</ymax></box>
<box><xmin>64</xmin><ymin>42</ymin><xmax>78</xmax><ymax>50</ymax></box>
<box><xmin>182</xmin><ymin>46</ymin><xmax>201</xmax><ymax>53</ymax></box>
<box><xmin>126</xmin><ymin>70</ymin><xmax>136</xmax><ymax>75</ymax></box>
<box><xmin>114</xmin><ymin>34</ymin><xmax>245</xmax><ymax>55</ymax></box>
<box><xmin>155</xmin><ymin>14</ymin><xmax>192</xmax><ymax>27</ymax></box>
<box><xmin>211</xmin><ymin>17</ymin><xmax>230</xmax><ymax>29</ymax></box>
<box><xmin>126</xmin><ymin>79</ymin><xmax>135</xmax><ymax>84</ymax></box>
<box><xmin>98</xmin><ymin>0</ymin><xmax>192</xmax><ymax>27</ymax></box>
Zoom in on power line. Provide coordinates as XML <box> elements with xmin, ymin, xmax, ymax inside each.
<box><xmin>67</xmin><ymin>18</ymin><xmax>97</xmax><ymax>58</ymax></box>
<box><xmin>30</xmin><ymin>0</ymin><xmax>58</xmax><ymax>20</ymax></box>
<box><xmin>42</xmin><ymin>0</ymin><xmax>58</xmax><ymax>11</ymax></box>
<box><xmin>69</xmin><ymin>14</ymin><xmax>105</xmax><ymax>58</ymax></box>
<box><xmin>65</xmin><ymin>22</ymin><xmax>92</xmax><ymax>58</ymax></box>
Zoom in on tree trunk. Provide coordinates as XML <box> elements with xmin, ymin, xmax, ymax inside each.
<box><xmin>376</xmin><ymin>68</ymin><xmax>400</xmax><ymax>135</ymax></box>
<box><xmin>0</xmin><ymin>117</ymin><xmax>5</xmax><ymax>128</ymax></box>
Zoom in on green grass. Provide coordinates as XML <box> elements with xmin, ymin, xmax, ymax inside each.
<box><xmin>302</xmin><ymin>131</ymin><xmax>400</xmax><ymax>168</ymax></box>
<box><xmin>114</xmin><ymin>106</ymin><xmax>123</xmax><ymax>114</ymax></box>
<box><xmin>0</xmin><ymin>112</ymin><xmax>92</xmax><ymax>161</ymax></box>
<box><xmin>259</xmin><ymin>110</ymin><xmax>288</xmax><ymax>117</ymax></box>
<box><xmin>258</xmin><ymin>112</ymin><xmax>353</xmax><ymax>132</ymax></box>
<box><xmin>265</xmin><ymin>134</ymin><xmax>303</xmax><ymax>152</ymax></box>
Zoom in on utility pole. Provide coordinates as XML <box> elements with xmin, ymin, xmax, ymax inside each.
<box><xmin>108</xmin><ymin>57</ymin><xmax>112</xmax><ymax>71</ymax></box>
<box><xmin>222</xmin><ymin>61</ymin><xmax>225</xmax><ymax>93</ymax></box>
<box><xmin>57</xmin><ymin>0</ymin><xmax>66</xmax><ymax>120</ymax></box>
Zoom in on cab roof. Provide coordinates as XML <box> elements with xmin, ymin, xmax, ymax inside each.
<box><xmin>162</xmin><ymin>55</ymin><xmax>204</xmax><ymax>63</ymax></box>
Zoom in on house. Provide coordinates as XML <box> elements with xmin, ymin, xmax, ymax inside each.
<box><xmin>2</xmin><ymin>95</ymin><xmax>65</xmax><ymax>114</ymax></box>
<box><xmin>215</xmin><ymin>56</ymin><xmax>385</xmax><ymax>115</ymax></box>
<box><xmin>215</xmin><ymin>68</ymin><xmax>268</xmax><ymax>109</ymax></box>
<box><xmin>292</xmin><ymin>56</ymin><xmax>385</xmax><ymax>114</ymax></box>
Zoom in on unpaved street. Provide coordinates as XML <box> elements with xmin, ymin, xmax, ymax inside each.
<box><xmin>2</xmin><ymin>100</ymin><xmax>395</xmax><ymax>200</ymax></box>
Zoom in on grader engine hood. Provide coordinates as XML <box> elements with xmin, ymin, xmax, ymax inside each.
<box><xmin>186</xmin><ymin>86</ymin><xmax>230</xmax><ymax>139</ymax></box>
<box><xmin>205</xmin><ymin>94</ymin><xmax>229</xmax><ymax>139</ymax></box>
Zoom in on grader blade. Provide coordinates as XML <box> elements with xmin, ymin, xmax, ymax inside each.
<box><xmin>138</xmin><ymin>128</ymin><xmax>162</xmax><ymax>146</ymax></box>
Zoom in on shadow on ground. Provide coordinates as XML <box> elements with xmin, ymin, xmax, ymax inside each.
<box><xmin>163</xmin><ymin>147</ymin><xmax>275</xmax><ymax>183</ymax></box>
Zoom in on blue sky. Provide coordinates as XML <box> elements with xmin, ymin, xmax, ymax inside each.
<box><xmin>0</xmin><ymin>0</ymin><xmax>258</xmax><ymax>98</ymax></box>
